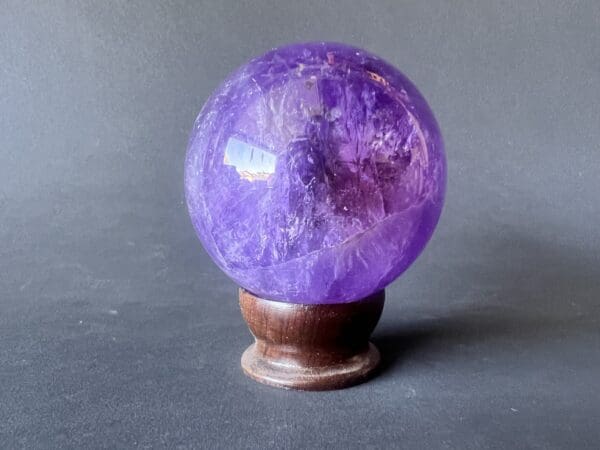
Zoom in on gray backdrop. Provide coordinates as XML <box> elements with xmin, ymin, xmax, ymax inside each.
<box><xmin>1</xmin><ymin>1</ymin><xmax>599</xmax><ymax>448</ymax></box>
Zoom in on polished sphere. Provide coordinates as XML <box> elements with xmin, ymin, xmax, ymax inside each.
<box><xmin>185</xmin><ymin>42</ymin><xmax>446</xmax><ymax>304</ymax></box>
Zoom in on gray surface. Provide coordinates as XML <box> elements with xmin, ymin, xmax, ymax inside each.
<box><xmin>1</xmin><ymin>0</ymin><xmax>599</xmax><ymax>448</ymax></box>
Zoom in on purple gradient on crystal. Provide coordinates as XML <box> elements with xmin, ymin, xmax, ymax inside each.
<box><xmin>185</xmin><ymin>42</ymin><xmax>446</xmax><ymax>304</ymax></box>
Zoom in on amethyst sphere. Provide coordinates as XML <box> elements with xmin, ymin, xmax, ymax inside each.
<box><xmin>185</xmin><ymin>42</ymin><xmax>445</xmax><ymax>304</ymax></box>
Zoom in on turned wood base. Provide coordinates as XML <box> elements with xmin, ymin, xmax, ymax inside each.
<box><xmin>239</xmin><ymin>288</ymin><xmax>385</xmax><ymax>391</ymax></box>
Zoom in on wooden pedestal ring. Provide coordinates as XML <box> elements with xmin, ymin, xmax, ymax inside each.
<box><xmin>239</xmin><ymin>288</ymin><xmax>385</xmax><ymax>391</ymax></box>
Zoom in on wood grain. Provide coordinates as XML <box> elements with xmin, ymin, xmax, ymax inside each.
<box><xmin>239</xmin><ymin>288</ymin><xmax>385</xmax><ymax>390</ymax></box>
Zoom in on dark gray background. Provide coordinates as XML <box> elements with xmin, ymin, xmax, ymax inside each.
<box><xmin>1</xmin><ymin>1</ymin><xmax>599</xmax><ymax>448</ymax></box>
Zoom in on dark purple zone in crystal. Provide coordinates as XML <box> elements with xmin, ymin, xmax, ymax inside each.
<box><xmin>185</xmin><ymin>42</ymin><xmax>446</xmax><ymax>304</ymax></box>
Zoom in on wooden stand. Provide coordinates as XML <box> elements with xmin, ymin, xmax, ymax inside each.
<box><xmin>239</xmin><ymin>288</ymin><xmax>385</xmax><ymax>391</ymax></box>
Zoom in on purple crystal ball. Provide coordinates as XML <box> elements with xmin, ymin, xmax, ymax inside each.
<box><xmin>185</xmin><ymin>42</ymin><xmax>445</xmax><ymax>304</ymax></box>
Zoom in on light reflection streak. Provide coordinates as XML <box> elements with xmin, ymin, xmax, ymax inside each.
<box><xmin>223</xmin><ymin>137</ymin><xmax>276</xmax><ymax>182</ymax></box>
